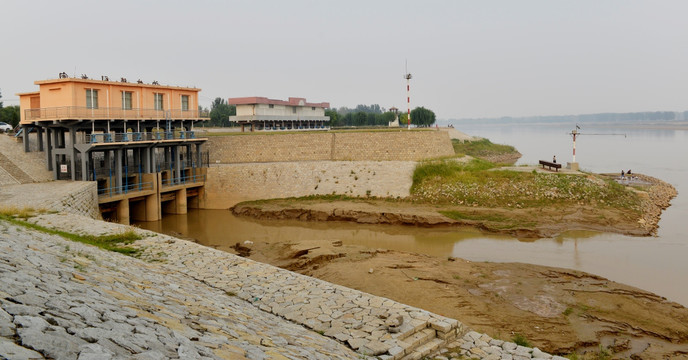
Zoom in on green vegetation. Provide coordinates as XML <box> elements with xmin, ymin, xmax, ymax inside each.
<box><xmin>512</xmin><ymin>333</ymin><xmax>531</xmax><ymax>347</ymax></box>
<box><xmin>410</xmin><ymin>158</ymin><xmax>641</xmax><ymax>211</ymax></box>
<box><xmin>0</xmin><ymin>209</ymin><xmax>141</xmax><ymax>255</ymax></box>
<box><xmin>451</xmin><ymin>138</ymin><xmax>518</xmax><ymax>158</ymax></box>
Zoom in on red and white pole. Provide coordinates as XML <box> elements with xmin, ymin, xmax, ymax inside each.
<box><xmin>572</xmin><ymin>132</ymin><xmax>577</xmax><ymax>163</ymax></box>
<box><xmin>407</xmin><ymin>81</ymin><xmax>411</xmax><ymax>130</ymax></box>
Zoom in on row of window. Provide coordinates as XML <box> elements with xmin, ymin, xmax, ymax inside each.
<box><xmin>266</xmin><ymin>104</ymin><xmax>317</xmax><ymax>112</ymax></box>
<box><xmin>85</xmin><ymin>89</ymin><xmax>189</xmax><ymax>111</ymax></box>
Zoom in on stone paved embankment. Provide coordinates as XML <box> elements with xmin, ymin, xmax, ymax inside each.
<box><xmin>2</xmin><ymin>212</ymin><xmax>565</xmax><ymax>360</ymax></box>
<box><xmin>0</xmin><ymin>217</ymin><xmax>359</xmax><ymax>359</ymax></box>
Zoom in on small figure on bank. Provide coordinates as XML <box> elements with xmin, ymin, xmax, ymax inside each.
<box><xmin>552</xmin><ymin>155</ymin><xmax>557</xmax><ymax>163</ymax></box>
<box><xmin>621</xmin><ymin>170</ymin><xmax>625</xmax><ymax>179</ymax></box>
<box><xmin>627</xmin><ymin>169</ymin><xmax>632</xmax><ymax>175</ymax></box>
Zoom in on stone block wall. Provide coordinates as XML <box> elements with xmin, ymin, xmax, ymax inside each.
<box><xmin>206</xmin><ymin>131</ymin><xmax>454</xmax><ymax>164</ymax></box>
<box><xmin>0</xmin><ymin>181</ymin><xmax>100</xmax><ymax>219</ymax></box>
<box><xmin>203</xmin><ymin>161</ymin><xmax>415</xmax><ymax>208</ymax></box>
<box><xmin>331</xmin><ymin>131</ymin><xmax>454</xmax><ymax>161</ymax></box>
<box><xmin>207</xmin><ymin>133</ymin><xmax>333</xmax><ymax>163</ymax></box>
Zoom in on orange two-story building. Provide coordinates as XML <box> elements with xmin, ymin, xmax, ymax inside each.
<box><xmin>17</xmin><ymin>74</ymin><xmax>210</xmax><ymax>223</ymax></box>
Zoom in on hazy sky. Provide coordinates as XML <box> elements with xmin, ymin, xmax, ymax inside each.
<box><xmin>2</xmin><ymin>0</ymin><xmax>687</xmax><ymax>119</ymax></box>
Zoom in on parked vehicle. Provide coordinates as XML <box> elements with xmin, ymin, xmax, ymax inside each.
<box><xmin>0</xmin><ymin>122</ymin><xmax>12</xmax><ymax>133</ymax></box>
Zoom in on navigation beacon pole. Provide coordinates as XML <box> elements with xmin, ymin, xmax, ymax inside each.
<box><xmin>405</xmin><ymin>61</ymin><xmax>412</xmax><ymax>130</ymax></box>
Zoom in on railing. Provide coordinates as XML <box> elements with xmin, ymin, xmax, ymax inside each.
<box><xmin>98</xmin><ymin>181</ymin><xmax>154</xmax><ymax>198</ymax></box>
<box><xmin>25</xmin><ymin>106</ymin><xmax>210</xmax><ymax>121</ymax></box>
<box><xmin>161</xmin><ymin>174</ymin><xmax>206</xmax><ymax>187</ymax></box>
<box><xmin>87</xmin><ymin>131</ymin><xmax>198</xmax><ymax>144</ymax></box>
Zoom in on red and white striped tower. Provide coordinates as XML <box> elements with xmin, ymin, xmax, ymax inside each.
<box><xmin>404</xmin><ymin>71</ymin><xmax>412</xmax><ymax>130</ymax></box>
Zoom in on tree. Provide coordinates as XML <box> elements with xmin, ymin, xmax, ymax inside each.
<box><xmin>0</xmin><ymin>106</ymin><xmax>20</xmax><ymax>127</ymax></box>
<box><xmin>209</xmin><ymin>97</ymin><xmax>236</xmax><ymax>127</ymax></box>
<box><xmin>0</xmin><ymin>89</ymin><xmax>3</xmax><ymax>108</ymax></box>
<box><xmin>325</xmin><ymin>109</ymin><xmax>339</xmax><ymax>127</ymax></box>
<box><xmin>410</xmin><ymin>107</ymin><xmax>436</xmax><ymax>127</ymax></box>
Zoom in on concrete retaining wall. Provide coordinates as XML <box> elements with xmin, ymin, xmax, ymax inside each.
<box><xmin>0</xmin><ymin>181</ymin><xmax>100</xmax><ymax>219</ymax></box>
<box><xmin>203</xmin><ymin>161</ymin><xmax>416</xmax><ymax>209</ymax></box>
<box><xmin>206</xmin><ymin>131</ymin><xmax>454</xmax><ymax>164</ymax></box>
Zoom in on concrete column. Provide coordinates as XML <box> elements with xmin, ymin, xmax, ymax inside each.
<box><xmin>163</xmin><ymin>188</ymin><xmax>187</xmax><ymax>214</ymax></box>
<box><xmin>45</xmin><ymin>128</ymin><xmax>53</xmax><ymax>171</ymax></box>
<box><xmin>116</xmin><ymin>199</ymin><xmax>130</xmax><ymax>225</ymax></box>
<box><xmin>143</xmin><ymin>147</ymin><xmax>151</xmax><ymax>173</ymax></box>
<box><xmin>69</xmin><ymin>128</ymin><xmax>77</xmax><ymax>180</ymax></box>
<box><xmin>81</xmin><ymin>152</ymin><xmax>89</xmax><ymax>181</ymax></box>
<box><xmin>196</xmin><ymin>143</ymin><xmax>202</xmax><ymax>167</ymax></box>
<box><xmin>115</xmin><ymin>148</ymin><xmax>123</xmax><ymax>194</ymax></box>
<box><xmin>23</xmin><ymin>126</ymin><xmax>30</xmax><ymax>152</ymax></box>
<box><xmin>37</xmin><ymin>127</ymin><xmax>44</xmax><ymax>152</ymax></box>
<box><xmin>174</xmin><ymin>146</ymin><xmax>181</xmax><ymax>183</ymax></box>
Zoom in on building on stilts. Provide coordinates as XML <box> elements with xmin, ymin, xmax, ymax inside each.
<box><xmin>16</xmin><ymin>75</ymin><xmax>209</xmax><ymax>224</ymax></box>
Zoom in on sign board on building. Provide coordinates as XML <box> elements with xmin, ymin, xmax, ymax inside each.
<box><xmin>60</xmin><ymin>164</ymin><xmax>68</xmax><ymax>173</ymax></box>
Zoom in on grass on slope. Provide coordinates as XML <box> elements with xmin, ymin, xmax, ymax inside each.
<box><xmin>452</xmin><ymin>138</ymin><xmax>518</xmax><ymax>158</ymax></box>
<box><xmin>0</xmin><ymin>208</ymin><xmax>141</xmax><ymax>255</ymax></box>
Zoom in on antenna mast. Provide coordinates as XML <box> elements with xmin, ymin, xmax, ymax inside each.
<box><xmin>404</xmin><ymin>60</ymin><xmax>412</xmax><ymax>130</ymax></box>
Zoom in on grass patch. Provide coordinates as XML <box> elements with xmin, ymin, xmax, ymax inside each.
<box><xmin>512</xmin><ymin>333</ymin><xmax>531</xmax><ymax>347</ymax></box>
<box><xmin>0</xmin><ymin>213</ymin><xmax>141</xmax><ymax>255</ymax></box>
<box><xmin>452</xmin><ymin>138</ymin><xmax>518</xmax><ymax>158</ymax></box>
<box><xmin>411</xmin><ymin>158</ymin><xmax>642</xmax><ymax>211</ymax></box>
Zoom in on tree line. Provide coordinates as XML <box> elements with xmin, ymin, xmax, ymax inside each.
<box><xmin>0</xmin><ymin>90</ymin><xmax>20</xmax><ymax>128</ymax></box>
<box><xmin>327</xmin><ymin>105</ymin><xmax>436</xmax><ymax>127</ymax></box>
<box><xmin>204</xmin><ymin>97</ymin><xmax>436</xmax><ymax>128</ymax></box>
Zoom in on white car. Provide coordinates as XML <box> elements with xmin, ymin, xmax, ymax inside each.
<box><xmin>0</xmin><ymin>122</ymin><xmax>12</xmax><ymax>133</ymax></box>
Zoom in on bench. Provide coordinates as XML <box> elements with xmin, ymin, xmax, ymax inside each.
<box><xmin>539</xmin><ymin>160</ymin><xmax>562</xmax><ymax>172</ymax></box>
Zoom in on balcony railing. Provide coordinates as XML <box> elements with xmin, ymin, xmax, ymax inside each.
<box><xmin>25</xmin><ymin>106</ymin><xmax>210</xmax><ymax>121</ymax></box>
<box><xmin>98</xmin><ymin>181</ymin><xmax>154</xmax><ymax>198</ymax></box>
<box><xmin>161</xmin><ymin>174</ymin><xmax>206</xmax><ymax>187</ymax></box>
<box><xmin>86</xmin><ymin>131</ymin><xmax>198</xmax><ymax>144</ymax></box>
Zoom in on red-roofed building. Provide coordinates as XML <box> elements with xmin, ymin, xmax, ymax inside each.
<box><xmin>228</xmin><ymin>97</ymin><xmax>330</xmax><ymax>131</ymax></box>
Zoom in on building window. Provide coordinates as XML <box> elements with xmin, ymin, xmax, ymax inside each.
<box><xmin>269</xmin><ymin>104</ymin><xmax>274</xmax><ymax>108</ymax></box>
<box><xmin>122</xmin><ymin>91</ymin><xmax>133</xmax><ymax>110</ymax></box>
<box><xmin>181</xmin><ymin>95</ymin><xmax>189</xmax><ymax>111</ymax></box>
<box><xmin>292</xmin><ymin>107</ymin><xmax>297</xmax><ymax>114</ymax></box>
<box><xmin>312</xmin><ymin>107</ymin><xmax>316</xmax><ymax>110</ymax></box>
<box><xmin>154</xmin><ymin>93</ymin><xmax>164</xmax><ymax>110</ymax></box>
<box><xmin>86</xmin><ymin>89</ymin><xmax>98</xmax><ymax>109</ymax></box>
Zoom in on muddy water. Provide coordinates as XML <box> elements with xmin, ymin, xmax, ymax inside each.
<box><xmin>135</xmin><ymin>123</ymin><xmax>688</xmax><ymax>307</ymax></box>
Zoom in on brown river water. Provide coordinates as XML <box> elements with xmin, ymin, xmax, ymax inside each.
<box><xmin>135</xmin><ymin>123</ymin><xmax>688</xmax><ymax>306</ymax></box>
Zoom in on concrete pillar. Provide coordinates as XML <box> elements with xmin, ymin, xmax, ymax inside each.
<box><xmin>115</xmin><ymin>148</ymin><xmax>123</xmax><ymax>194</ymax></box>
<box><xmin>37</xmin><ymin>127</ymin><xmax>44</xmax><ymax>152</ymax></box>
<box><xmin>45</xmin><ymin>128</ymin><xmax>53</xmax><ymax>171</ymax></box>
<box><xmin>163</xmin><ymin>188</ymin><xmax>187</xmax><ymax>214</ymax></box>
<box><xmin>116</xmin><ymin>199</ymin><xmax>130</xmax><ymax>225</ymax></box>
<box><xmin>173</xmin><ymin>146</ymin><xmax>181</xmax><ymax>183</ymax></box>
<box><xmin>81</xmin><ymin>151</ymin><xmax>89</xmax><ymax>181</ymax></box>
<box><xmin>23</xmin><ymin>126</ymin><xmax>30</xmax><ymax>152</ymax></box>
<box><xmin>196</xmin><ymin>143</ymin><xmax>202</xmax><ymax>167</ymax></box>
<box><xmin>143</xmin><ymin>147</ymin><xmax>151</xmax><ymax>173</ymax></box>
<box><xmin>69</xmin><ymin>128</ymin><xmax>77</xmax><ymax>180</ymax></box>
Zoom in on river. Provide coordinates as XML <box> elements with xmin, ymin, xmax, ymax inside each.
<box><xmin>135</xmin><ymin>122</ymin><xmax>688</xmax><ymax>306</ymax></box>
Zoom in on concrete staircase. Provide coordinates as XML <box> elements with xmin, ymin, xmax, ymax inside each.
<box><xmin>0</xmin><ymin>151</ymin><xmax>34</xmax><ymax>184</ymax></box>
<box><xmin>390</xmin><ymin>316</ymin><xmax>463</xmax><ymax>360</ymax></box>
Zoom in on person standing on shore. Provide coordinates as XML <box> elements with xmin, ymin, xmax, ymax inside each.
<box><xmin>553</xmin><ymin>155</ymin><xmax>557</xmax><ymax>163</ymax></box>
